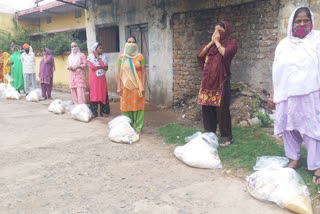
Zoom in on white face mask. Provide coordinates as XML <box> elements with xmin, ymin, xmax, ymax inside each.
<box><xmin>71</xmin><ymin>47</ymin><xmax>79</xmax><ymax>54</ymax></box>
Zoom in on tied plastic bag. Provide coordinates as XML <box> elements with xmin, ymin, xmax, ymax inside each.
<box><xmin>26</xmin><ymin>89</ymin><xmax>41</xmax><ymax>102</ymax></box>
<box><xmin>4</xmin><ymin>74</ymin><xmax>13</xmax><ymax>83</ymax></box>
<box><xmin>247</xmin><ymin>156</ymin><xmax>313</xmax><ymax>214</ymax></box>
<box><xmin>69</xmin><ymin>104</ymin><xmax>93</xmax><ymax>122</ymax></box>
<box><xmin>108</xmin><ymin>116</ymin><xmax>139</xmax><ymax>144</ymax></box>
<box><xmin>5</xmin><ymin>83</ymin><xmax>21</xmax><ymax>100</ymax></box>
<box><xmin>174</xmin><ymin>132</ymin><xmax>222</xmax><ymax>169</ymax></box>
<box><xmin>48</xmin><ymin>99</ymin><xmax>65</xmax><ymax>114</ymax></box>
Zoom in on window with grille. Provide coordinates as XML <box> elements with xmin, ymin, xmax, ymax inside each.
<box><xmin>97</xmin><ymin>26</ymin><xmax>119</xmax><ymax>53</ymax></box>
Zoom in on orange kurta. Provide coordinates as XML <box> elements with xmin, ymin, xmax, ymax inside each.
<box><xmin>119</xmin><ymin>54</ymin><xmax>145</xmax><ymax>112</ymax></box>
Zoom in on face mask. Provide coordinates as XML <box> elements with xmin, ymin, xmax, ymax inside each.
<box><xmin>71</xmin><ymin>47</ymin><xmax>78</xmax><ymax>54</ymax></box>
<box><xmin>124</xmin><ymin>43</ymin><xmax>138</xmax><ymax>56</ymax></box>
<box><xmin>292</xmin><ymin>22</ymin><xmax>313</xmax><ymax>38</ymax></box>
<box><xmin>25</xmin><ymin>49</ymin><xmax>29</xmax><ymax>54</ymax></box>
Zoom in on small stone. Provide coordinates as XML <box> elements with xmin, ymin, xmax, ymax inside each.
<box><xmin>239</xmin><ymin>120</ymin><xmax>249</xmax><ymax>127</ymax></box>
<box><xmin>248</xmin><ymin>117</ymin><xmax>262</xmax><ymax>126</ymax></box>
<box><xmin>226</xmin><ymin>170</ymin><xmax>231</xmax><ymax>174</ymax></box>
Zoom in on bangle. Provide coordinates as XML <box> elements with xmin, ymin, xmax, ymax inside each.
<box><xmin>217</xmin><ymin>45</ymin><xmax>221</xmax><ymax>49</ymax></box>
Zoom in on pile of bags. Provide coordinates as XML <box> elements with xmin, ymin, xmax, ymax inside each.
<box><xmin>246</xmin><ymin>156</ymin><xmax>313</xmax><ymax>214</ymax></box>
<box><xmin>174</xmin><ymin>132</ymin><xmax>222</xmax><ymax>169</ymax></box>
<box><xmin>108</xmin><ymin>116</ymin><xmax>139</xmax><ymax>144</ymax></box>
<box><xmin>26</xmin><ymin>89</ymin><xmax>41</xmax><ymax>102</ymax></box>
<box><xmin>48</xmin><ymin>100</ymin><xmax>92</xmax><ymax>123</ymax></box>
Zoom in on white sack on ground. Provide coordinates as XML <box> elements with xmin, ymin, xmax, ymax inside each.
<box><xmin>108</xmin><ymin>116</ymin><xmax>139</xmax><ymax>144</ymax></box>
<box><xmin>70</xmin><ymin>104</ymin><xmax>93</xmax><ymax>122</ymax></box>
<box><xmin>5</xmin><ymin>84</ymin><xmax>21</xmax><ymax>100</ymax></box>
<box><xmin>26</xmin><ymin>89</ymin><xmax>41</xmax><ymax>102</ymax></box>
<box><xmin>246</xmin><ymin>156</ymin><xmax>313</xmax><ymax>214</ymax></box>
<box><xmin>174</xmin><ymin>132</ymin><xmax>222</xmax><ymax>169</ymax></box>
<box><xmin>48</xmin><ymin>99</ymin><xmax>65</xmax><ymax>114</ymax></box>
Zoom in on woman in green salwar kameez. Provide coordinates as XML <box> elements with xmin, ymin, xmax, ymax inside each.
<box><xmin>9</xmin><ymin>46</ymin><xmax>24</xmax><ymax>91</ymax></box>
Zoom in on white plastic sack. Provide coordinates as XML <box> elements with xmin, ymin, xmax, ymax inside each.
<box><xmin>70</xmin><ymin>104</ymin><xmax>93</xmax><ymax>122</ymax></box>
<box><xmin>26</xmin><ymin>89</ymin><xmax>41</xmax><ymax>102</ymax></box>
<box><xmin>48</xmin><ymin>99</ymin><xmax>65</xmax><ymax>114</ymax></box>
<box><xmin>108</xmin><ymin>116</ymin><xmax>139</xmax><ymax>144</ymax></box>
<box><xmin>174</xmin><ymin>132</ymin><xmax>221</xmax><ymax>169</ymax></box>
<box><xmin>0</xmin><ymin>83</ymin><xmax>6</xmax><ymax>93</ymax></box>
<box><xmin>108</xmin><ymin>115</ymin><xmax>132</xmax><ymax>129</ymax></box>
<box><xmin>247</xmin><ymin>156</ymin><xmax>313</xmax><ymax>214</ymax></box>
<box><xmin>5</xmin><ymin>84</ymin><xmax>21</xmax><ymax>100</ymax></box>
<box><xmin>253</xmin><ymin>156</ymin><xmax>289</xmax><ymax>171</ymax></box>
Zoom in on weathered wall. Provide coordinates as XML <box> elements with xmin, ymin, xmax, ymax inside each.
<box><xmin>85</xmin><ymin>0</ymin><xmax>257</xmax><ymax>106</ymax></box>
<box><xmin>172</xmin><ymin>0</ymin><xmax>279</xmax><ymax>102</ymax></box>
<box><xmin>35</xmin><ymin>55</ymin><xmax>89</xmax><ymax>89</ymax></box>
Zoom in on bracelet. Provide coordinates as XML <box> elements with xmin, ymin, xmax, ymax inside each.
<box><xmin>217</xmin><ymin>45</ymin><xmax>221</xmax><ymax>49</ymax></box>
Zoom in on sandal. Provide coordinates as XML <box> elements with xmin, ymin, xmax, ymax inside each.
<box><xmin>313</xmin><ymin>173</ymin><xmax>320</xmax><ymax>184</ymax></box>
<box><xmin>220</xmin><ymin>140</ymin><xmax>233</xmax><ymax>147</ymax></box>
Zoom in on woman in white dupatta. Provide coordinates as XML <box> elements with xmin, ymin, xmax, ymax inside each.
<box><xmin>269</xmin><ymin>7</ymin><xmax>320</xmax><ymax>184</ymax></box>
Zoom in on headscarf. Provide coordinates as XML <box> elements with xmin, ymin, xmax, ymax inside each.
<box><xmin>68</xmin><ymin>42</ymin><xmax>81</xmax><ymax>68</ymax></box>
<box><xmin>272</xmin><ymin>7</ymin><xmax>320</xmax><ymax>103</ymax></box>
<box><xmin>120</xmin><ymin>42</ymin><xmax>143</xmax><ymax>97</ymax></box>
<box><xmin>197</xmin><ymin>21</ymin><xmax>234</xmax><ymax>91</ymax></box>
<box><xmin>87</xmin><ymin>42</ymin><xmax>108</xmax><ymax>77</ymax></box>
<box><xmin>40</xmin><ymin>48</ymin><xmax>55</xmax><ymax>70</ymax></box>
<box><xmin>22</xmin><ymin>43</ymin><xmax>30</xmax><ymax>49</ymax></box>
<box><xmin>10</xmin><ymin>46</ymin><xmax>22</xmax><ymax>64</ymax></box>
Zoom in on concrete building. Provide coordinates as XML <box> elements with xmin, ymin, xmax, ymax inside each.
<box><xmin>85</xmin><ymin>0</ymin><xmax>320</xmax><ymax>107</ymax></box>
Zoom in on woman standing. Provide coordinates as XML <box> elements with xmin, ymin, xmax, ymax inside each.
<box><xmin>67</xmin><ymin>42</ymin><xmax>87</xmax><ymax>104</ymax></box>
<box><xmin>117</xmin><ymin>36</ymin><xmax>146</xmax><ymax>135</ymax></box>
<box><xmin>269</xmin><ymin>7</ymin><xmax>320</xmax><ymax>184</ymax></box>
<box><xmin>39</xmin><ymin>48</ymin><xmax>55</xmax><ymax>99</ymax></box>
<box><xmin>2</xmin><ymin>52</ymin><xmax>11</xmax><ymax>84</ymax></box>
<box><xmin>87</xmin><ymin>42</ymin><xmax>109</xmax><ymax>117</ymax></box>
<box><xmin>197</xmin><ymin>21</ymin><xmax>237</xmax><ymax>147</ymax></box>
<box><xmin>9</xmin><ymin>46</ymin><xmax>24</xmax><ymax>92</ymax></box>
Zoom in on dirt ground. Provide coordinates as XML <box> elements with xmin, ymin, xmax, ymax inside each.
<box><xmin>0</xmin><ymin>90</ymin><xmax>292</xmax><ymax>214</ymax></box>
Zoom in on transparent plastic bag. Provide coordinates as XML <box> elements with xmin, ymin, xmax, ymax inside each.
<box><xmin>5</xmin><ymin>83</ymin><xmax>21</xmax><ymax>100</ymax></box>
<box><xmin>108</xmin><ymin>120</ymin><xmax>139</xmax><ymax>144</ymax></box>
<box><xmin>4</xmin><ymin>74</ymin><xmax>13</xmax><ymax>83</ymax></box>
<box><xmin>70</xmin><ymin>104</ymin><xmax>93</xmax><ymax>122</ymax></box>
<box><xmin>247</xmin><ymin>157</ymin><xmax>313</xmax><ymax>214</ymax></box>
<box><xmin>48</xmin><ymin>99</ymin><xmax>65</xmax><ymax>114</ymax></box>
<box><xmin>108</xmin><ymin>116</ymin><xmax>132</xmax><ymax>129</ymax></box>
<box><xmin>174</xmin><ymin>132</ymin><xmax>221</xmax><ymax>169</ymax></box>
<box><xmin>0</xmin><ymin>83</ymin><xmax>6</xmax><ymax>93</ymax></box>
<box><xmin>253</xmin><ymin>156</ymin><xmax>289</xmax><ymax>171</ymax></box>
<box><xmin>26</xmin><ymin>89</ymin><xmax>41</xmax><ymax>102</ymax></box>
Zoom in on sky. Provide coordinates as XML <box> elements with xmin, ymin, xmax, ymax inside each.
<box><xmin>0</xmin><ymin>0</ymin><xmax>55</xmax><ymax>13</ymax></box>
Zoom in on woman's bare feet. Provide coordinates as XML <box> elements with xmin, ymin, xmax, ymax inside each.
<box><xmin>287</xmin><ymin>160</ymin><xmax>299</xmax><ymax>169</ymax></box>
<box><xmin>313</xmin><ymin>169</ymin><xmax>320</xmax><ymax>184</ymax></box>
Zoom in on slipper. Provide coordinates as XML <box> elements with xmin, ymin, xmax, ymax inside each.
<box><xmin>220</xmin><ymin>140</ymin><xmax>232</xmax><ymax>147</ymax></box>
<box><xmin>313</xmin><ymin>173</ymin><xmax>320</xmax><ymax>184</ymax></box>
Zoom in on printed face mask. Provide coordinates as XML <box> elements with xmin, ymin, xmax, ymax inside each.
<box><xmin>292</xmin><ymin>22</ymin><xmax>313</xmax><ymax>39</ymax></box>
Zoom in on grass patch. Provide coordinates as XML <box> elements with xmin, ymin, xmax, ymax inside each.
<box><xmin>157</xmin><ymin>123</ymin><xmax>320</xmax><ymax>199</ymax></box>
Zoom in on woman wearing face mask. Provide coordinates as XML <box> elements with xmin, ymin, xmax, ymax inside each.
<box><xmin>67</xmin><ymin>42</ymin><xmax>87</xmax><ymax>104</ymax></box>
<box><xmin>268</xmin><ymin>7</ymin><xmax>320</xmax><ymax>184</ymax></box>
<box><xmin>197</xmin><ymin>21</ymin><xmax>238</xmax><ymax>147</ymax></box>
<box><xmin>87</xmin><ymin>42</ymin><xmax>109</xmax><ymax>117</ymax></box>
<box><xmin>117</xmin><ymin>36</ymin><xmax>146</xmax><ymax>135</ymax></box>
<box><xmin>39</xmin><ymin>48</ymin><xmax>55</xmax><ymax>100</ymax></box>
